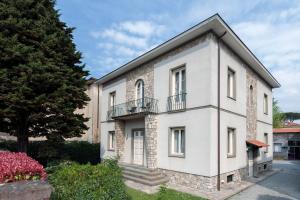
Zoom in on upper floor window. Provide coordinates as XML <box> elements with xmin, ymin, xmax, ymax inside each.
<box><xmin>227</xmin><ymin>68</ymin><xmax>236</xmax><ymax>99</ymax></box>
<box><xmin>168</xmin><ymin>66</ymin><xmax>186</xmax><ymax>111</ymax></box>
<box><xmin>172</xmin><ymin>67</ymin><xmax>186</xmax><ymax>96</ymax></box>
<box><xmin>135</xmin><ymin>79</ymin><xmax>144</xmax><ymax>100</ymax></box>
<box><xmin>227</xmin><ymin>127</ymin><xmax>236</xmax><ymax>157</ymax></box>
<box><xmin>109</xmin><ymin>91</ymin><xmax>116</xmax><ymax>108</ymax></box>
<box><xmin>264</xmin><ymin>133</ymin><xmax>269</xmax><ymax>153</ymax></box>
<box><xmin>263</xmin><ymin>94</ymin><xmax>268</xmax><ymax>114</ymax></box>
<box><xmin>169</xmin><ymin>127</ymin><xmax>185</xmax><ymax>157</ymax></box>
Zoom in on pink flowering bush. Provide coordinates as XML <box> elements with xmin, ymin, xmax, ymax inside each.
<box><xmin>0</xmin><ymin>152</ymin><xmax>47</xmax><ymax>183</ymax></box>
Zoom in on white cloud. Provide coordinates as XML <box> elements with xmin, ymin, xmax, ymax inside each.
<box><xmin>119</xmin><ymin>20</ymin><xmax>165</xmax><ymax>37</ymax></box>
<box><xmin>101</xmin><ymin>29</ymin><xmax>148</xmax><ymax>48</ymax></box>
<box><xmin>231</xmin><ymin>4</ymin><xmax>300</xmax><ymax>112</ymax></box>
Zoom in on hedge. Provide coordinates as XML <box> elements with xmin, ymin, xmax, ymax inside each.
<box><xmin>0</xmin><ymin>140</ymin><xmax>100</xmax><ymax>166</ymax></box>
<box><xmin>48</xmin><ymin>159</ymin><xmax>130</xmax><ymax>200</ymax></box>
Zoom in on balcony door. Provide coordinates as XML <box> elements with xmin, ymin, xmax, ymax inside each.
<box><xmin>173</xmin><ymin>67</ymin><xmax>186</xmax><ymax>102</ymax></box>
<box><xmin>133</xmin><ymin>130</ymin><xmax>144</xmax><ymax>165</ymax></box>
<box><xmin>136</xmin><ymin>79</ymin><xmax>144</xmax><ymax>109</ymax></box>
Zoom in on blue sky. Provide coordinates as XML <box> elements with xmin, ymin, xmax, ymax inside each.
<box><xmin>56</xmin><ymin>0</ymin><xmax>300</xmax><ymax>113</ymax></box>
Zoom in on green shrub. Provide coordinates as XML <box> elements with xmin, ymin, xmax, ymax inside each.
<box><xmin>0</xmin><ymin>141</ymin><xmax>100</xmax><ymax>166</ymax></box>
<box><xmin>48</xmin><ymin>159</ymin><xmax>130</xmax><ymax>200</ymax></box>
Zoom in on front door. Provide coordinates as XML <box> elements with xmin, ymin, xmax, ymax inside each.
<box><xmin>133</xmin><ymin>130</ymin><xmax>144</xmax><ymax>165</ymax></box>
<box><xmin>248</xmin><ymin>149</ymin><xmax>254</xmax><ymax>177</ymax></box>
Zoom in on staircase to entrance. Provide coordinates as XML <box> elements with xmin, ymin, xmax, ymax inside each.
<box><xmin>119</xmin><ymin>163</ymin><xmax>169</xmax><ymax>186</ymax></box>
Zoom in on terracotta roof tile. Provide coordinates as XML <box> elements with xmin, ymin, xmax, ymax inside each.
<box><xmin>246</xmin><ymin>139</ymin><xmax>268</xmax><ymax>148</ymax></box>
<box><xmin>273</xmin><ymin>128</ymin><xmax>300</xmax><ymax>133</ymax></box>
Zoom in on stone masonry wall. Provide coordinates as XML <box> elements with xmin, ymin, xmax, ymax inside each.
<box><xmin>160</xmin><ymin>167</ymin><xmax>248</xmax><ymax>192</ymax></box>
<box><xmin>145</xmin><ymin>114</ymin><xmax>158</xmax><ymax>169</ymax></box>
<box><xmin>246</xmin><ymin>68</ymin><xmax>258</xmax><ymax>139</ymax></box>
<box><xmin>115</xmin><ymin>120</ymin><xmax>125</xmax><ymax>161</ymax></box>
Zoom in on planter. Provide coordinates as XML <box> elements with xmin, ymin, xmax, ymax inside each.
<box><xmin>0</xmin><ymin>180</ymin><xmax>52</xmax><ymax>200</ymax></box>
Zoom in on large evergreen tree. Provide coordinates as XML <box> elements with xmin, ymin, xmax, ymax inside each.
<box><xmin>0</xmin><ymin>0</ymin><xmax>89</xmax><ymax>152</ymax></box>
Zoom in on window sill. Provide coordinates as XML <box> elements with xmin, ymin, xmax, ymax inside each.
<box><xmin>227</xmin><ymin>96</ymin><xmax>236</xmax><ymax>101</ymax></box>
<box><xmin>227</xmin><ymin>154</ymin><xmax>236</xmax><ymax>158</ymax></box>
<box><xmin>107</xmin><ymin>149</ymin><xmax>115</xmax><ymax>152</ymax></box>
<box><xmin>169</xmin><ymin>153</ymin><xmax>185</xmax><ymax>158</ymax></box>
<box><xmin>167</xmin><ymin>108</ymin><xmax>186</xmax><ymax>113</ymax></box>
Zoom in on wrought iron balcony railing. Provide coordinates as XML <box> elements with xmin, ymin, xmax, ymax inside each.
<box><xmin>167</xmin><ymin>93</ymin><xmax>187</xmax><ymax>112</ymax></box>
<box><xmin>107</xmin><ymin>97</ymin><xmax>158</xmax><ymax>120</ymax></box>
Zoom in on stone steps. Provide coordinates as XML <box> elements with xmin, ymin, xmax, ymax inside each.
<box><xmin>120</xmin><ymin>163</ymin><xmax>168</xmax><ymax>186</ymax></box>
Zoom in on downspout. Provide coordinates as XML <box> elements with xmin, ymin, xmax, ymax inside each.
<box><xmin>217</xmin><ymin>31</ymin><xmax>227</xmax><ymax>191</ymax></box>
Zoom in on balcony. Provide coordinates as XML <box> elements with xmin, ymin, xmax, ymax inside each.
<box><xmin>167</xmin><ymin>93</ymin><xmax>187</xmax><ymax>112</ymax></box>
<box><xmin>107</xmin><ymin>97</ymin><xmax>158</xmax><ymax>120</ymax></box>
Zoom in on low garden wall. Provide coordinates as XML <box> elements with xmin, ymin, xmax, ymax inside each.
<box><xmin>0</xmin><ymin>180</ymin><xmax>52</xmax><ymax>200</ymax></box>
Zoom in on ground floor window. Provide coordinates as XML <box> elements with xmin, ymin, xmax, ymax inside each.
<box><xmin>227</xmin><ymin>128</ymin><xmax>236</xmax><ymax>157</ymax></box>
<box><xmin>169</xmin><ymin>127</ymin><xmax>185</xmax><ymax>157</ymax></box>
<box><xmin>108</xmin><ymin>131</ymin><xmax>115</xmax><ymax>151</ymax></box>
<box><xmin>274</xmin><ymin>143</ymin><xmax>282</xmax><ymax>152</ymax></box>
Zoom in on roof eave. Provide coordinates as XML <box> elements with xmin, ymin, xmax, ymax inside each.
<box><xmin>95</xmin><ymin>14</ymin><xmax>280</xmax><ymax>88</ymax></box>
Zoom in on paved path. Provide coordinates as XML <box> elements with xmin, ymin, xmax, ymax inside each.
<box><xmin>229</xmin><ymin>160</ymin><xmax>300</xmax><ymax>200</ymax></box>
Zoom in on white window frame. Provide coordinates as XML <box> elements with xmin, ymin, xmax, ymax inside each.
<box><xmin>108</xmin><ymin>131</ymin><xmax>115</xmax><ymax>151</ymax></box>
<box><xmin>263</xmin><ymin>94</ymin><xmax>268</xmax><ymax>114</ymax></box>
<box><xmin>227</xmin><ymin>128</ymin><xmax>236</xmax><ymax>157</ymax></box>
<box><xmin>274</xmin><ymin>143</ymin><xmax>282</xmax><ymax>153</ymax></box>
<box><xmin>227</xmin><ymin>68</ymin><xmax>236</xmax><ymax>99</ymax></box>
<box><xmin>169</xmin><ymin>127</ymin><xmax>185</xmax><ymax>157</ymax></box>
<box><xmin>135</xmin><ymin>79</ymin><xmax>144</xmax><ymax>100</ymax></box>
<box><xmin>109</xmin><ymin>91</ymin><xmax>116</xmax><ymax>108</ymax></box>
<box><xmin>264</xmin><ymin>133</ymin><xmax>269</xmax><ymax>153</ymax></box>
<box><xmin>172</xmin><ymin>67</ymin><xmax>186</xmax><ymax>98</ymax></box>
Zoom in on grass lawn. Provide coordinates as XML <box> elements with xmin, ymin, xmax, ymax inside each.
<box><xmin>126</xmin><ymin>186</ymin><xmax>206</xmax><ymax>200</ymax></box>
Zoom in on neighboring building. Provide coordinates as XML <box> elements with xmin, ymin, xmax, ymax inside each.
<box><xmin>94</xmin><ymin>14</ymin><xmax>280</xmax><ymax>192</ymax></box>
<box><xmin>273</xmin><ymin>128</ymin><xmax>300</xmax><ymax>160</ymax></box>
<box><xmin>73</xmin><ymin>78</ymin><xmax>101</xmax><ymax>143</ymax></box>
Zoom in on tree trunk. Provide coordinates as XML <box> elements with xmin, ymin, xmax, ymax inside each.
<box><xmin>16</xmin><ymin>120</ymin><xmax>29</xmax><ymax>153</ymax></box>
<box><xmin>17</xmin><ymin>135</ymin><xmax>29</xmax><ymax>153</ymax></box>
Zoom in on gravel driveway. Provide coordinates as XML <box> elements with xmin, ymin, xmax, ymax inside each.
<box><xmin>229</xmin><ymin>160</ymin><xmax>300</xmax><ymax>200</ymax></box>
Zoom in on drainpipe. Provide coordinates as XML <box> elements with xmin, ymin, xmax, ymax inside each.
<box><xmin>217</xmin><ymin>31</ymin><xmax>226</xmax><ymax>191</ymax></box>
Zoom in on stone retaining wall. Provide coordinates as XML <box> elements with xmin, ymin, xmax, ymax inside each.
<box><xmin>0</xmin><ymin>181</ymin><xmax>52</xmax><ymax>200</ymax></box>
<box><xmin>160</xmin><ymin>167</ymin><xmax>248</xmax><ymax>192</ymax></box>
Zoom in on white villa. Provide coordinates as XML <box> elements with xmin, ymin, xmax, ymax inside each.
<box><xmin>86</xmin><ymin>14</ymin><xmax>280</xmax><ymax>192</ymax></box>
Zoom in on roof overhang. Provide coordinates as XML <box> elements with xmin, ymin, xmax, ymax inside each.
<box><xmin>246</xmin><ymin>139</ymin><xmax>268</xmax><ymax>148</ymax></box>
<box><xmin>95</xmin><ymin>14</ymin><xmax>280</xmax><ymax>88</ymax></box>
<box><xmin>273</xmin><ymin>128</ymin><xmax>300</xmax><ymax>133</ymax></box>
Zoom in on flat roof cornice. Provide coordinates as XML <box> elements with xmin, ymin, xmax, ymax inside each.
<box><xmin>95</xmin><ymin>14</ymin><xmax>280</xmax><ymax>88</ymax></box>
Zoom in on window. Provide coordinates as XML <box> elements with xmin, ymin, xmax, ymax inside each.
<box><xmin>108</xmin><ymin>131</ymin><xmax>115</xmax><ymax>151</ymax></box>
<box><xmin>135</xmin><ymin>80</ymin><xmax>144</xmax><ymax>108</ymax></box>
<box><xmin>227</xmin><ymin>128</ymin><xmax>236</xmax><ymax>157</ymax></box>
<box><xmin>263</xmin><ymin>94</ymin><xmax>268</xmax><ymax>114</ymax></box>
<box><xmin>172</xmin><ymin>67</ymin><xmax>186</xmax><ymax>100</ymax></box>
<box><xmin>227</xmin><ymin>174</ymin><xmax>234</xmax><ymax>183</ymax></box>
<box><xmin>264</xmin><ymin>133</ymin><xmax>269</xmax><ymax>153</ymax></box>
<box><xmin>109</xmin><ymin>92</ymin><xmax>116</xmax><ymax>108</ymax></box>
<box><xmin>135</xmin><ymin>79</ymin><xmax>144</xmax><ymax>100</ymax></box>
<box><xmin>227</xmin><ymin>68</ymin><xmax>236</xmax><ymax>99</ymax></box>
<box><xmin>169</xmin><ymin>127</ymin><xmax>185</xmax><ymax>157</ymax></box>
<box><xmin>274</xmin><ymin>143</ymin><xmax>282</xmax><ymax>152</ymax></box>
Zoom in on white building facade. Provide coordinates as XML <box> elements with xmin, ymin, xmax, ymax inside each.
<box><xmin>95</xmin><ymin>14</ymin><xmax>280</xmax><ymax>191</ymax></box>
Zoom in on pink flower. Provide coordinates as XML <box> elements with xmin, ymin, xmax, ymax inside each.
<box><xmin>0</xmin><ymin>152</ymin><xmax>47</xmax><ymax>183</ymax></box>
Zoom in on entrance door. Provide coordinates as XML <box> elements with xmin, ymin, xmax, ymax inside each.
<box><xmin>133</xmin><ymin>130</ymin><xmax>144</xmax><ymax>165</ymax></box>
<box><xmin>248</xmin><ymin>150</ymin><xmax>254</xmax><ymax>177</ymax></box>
